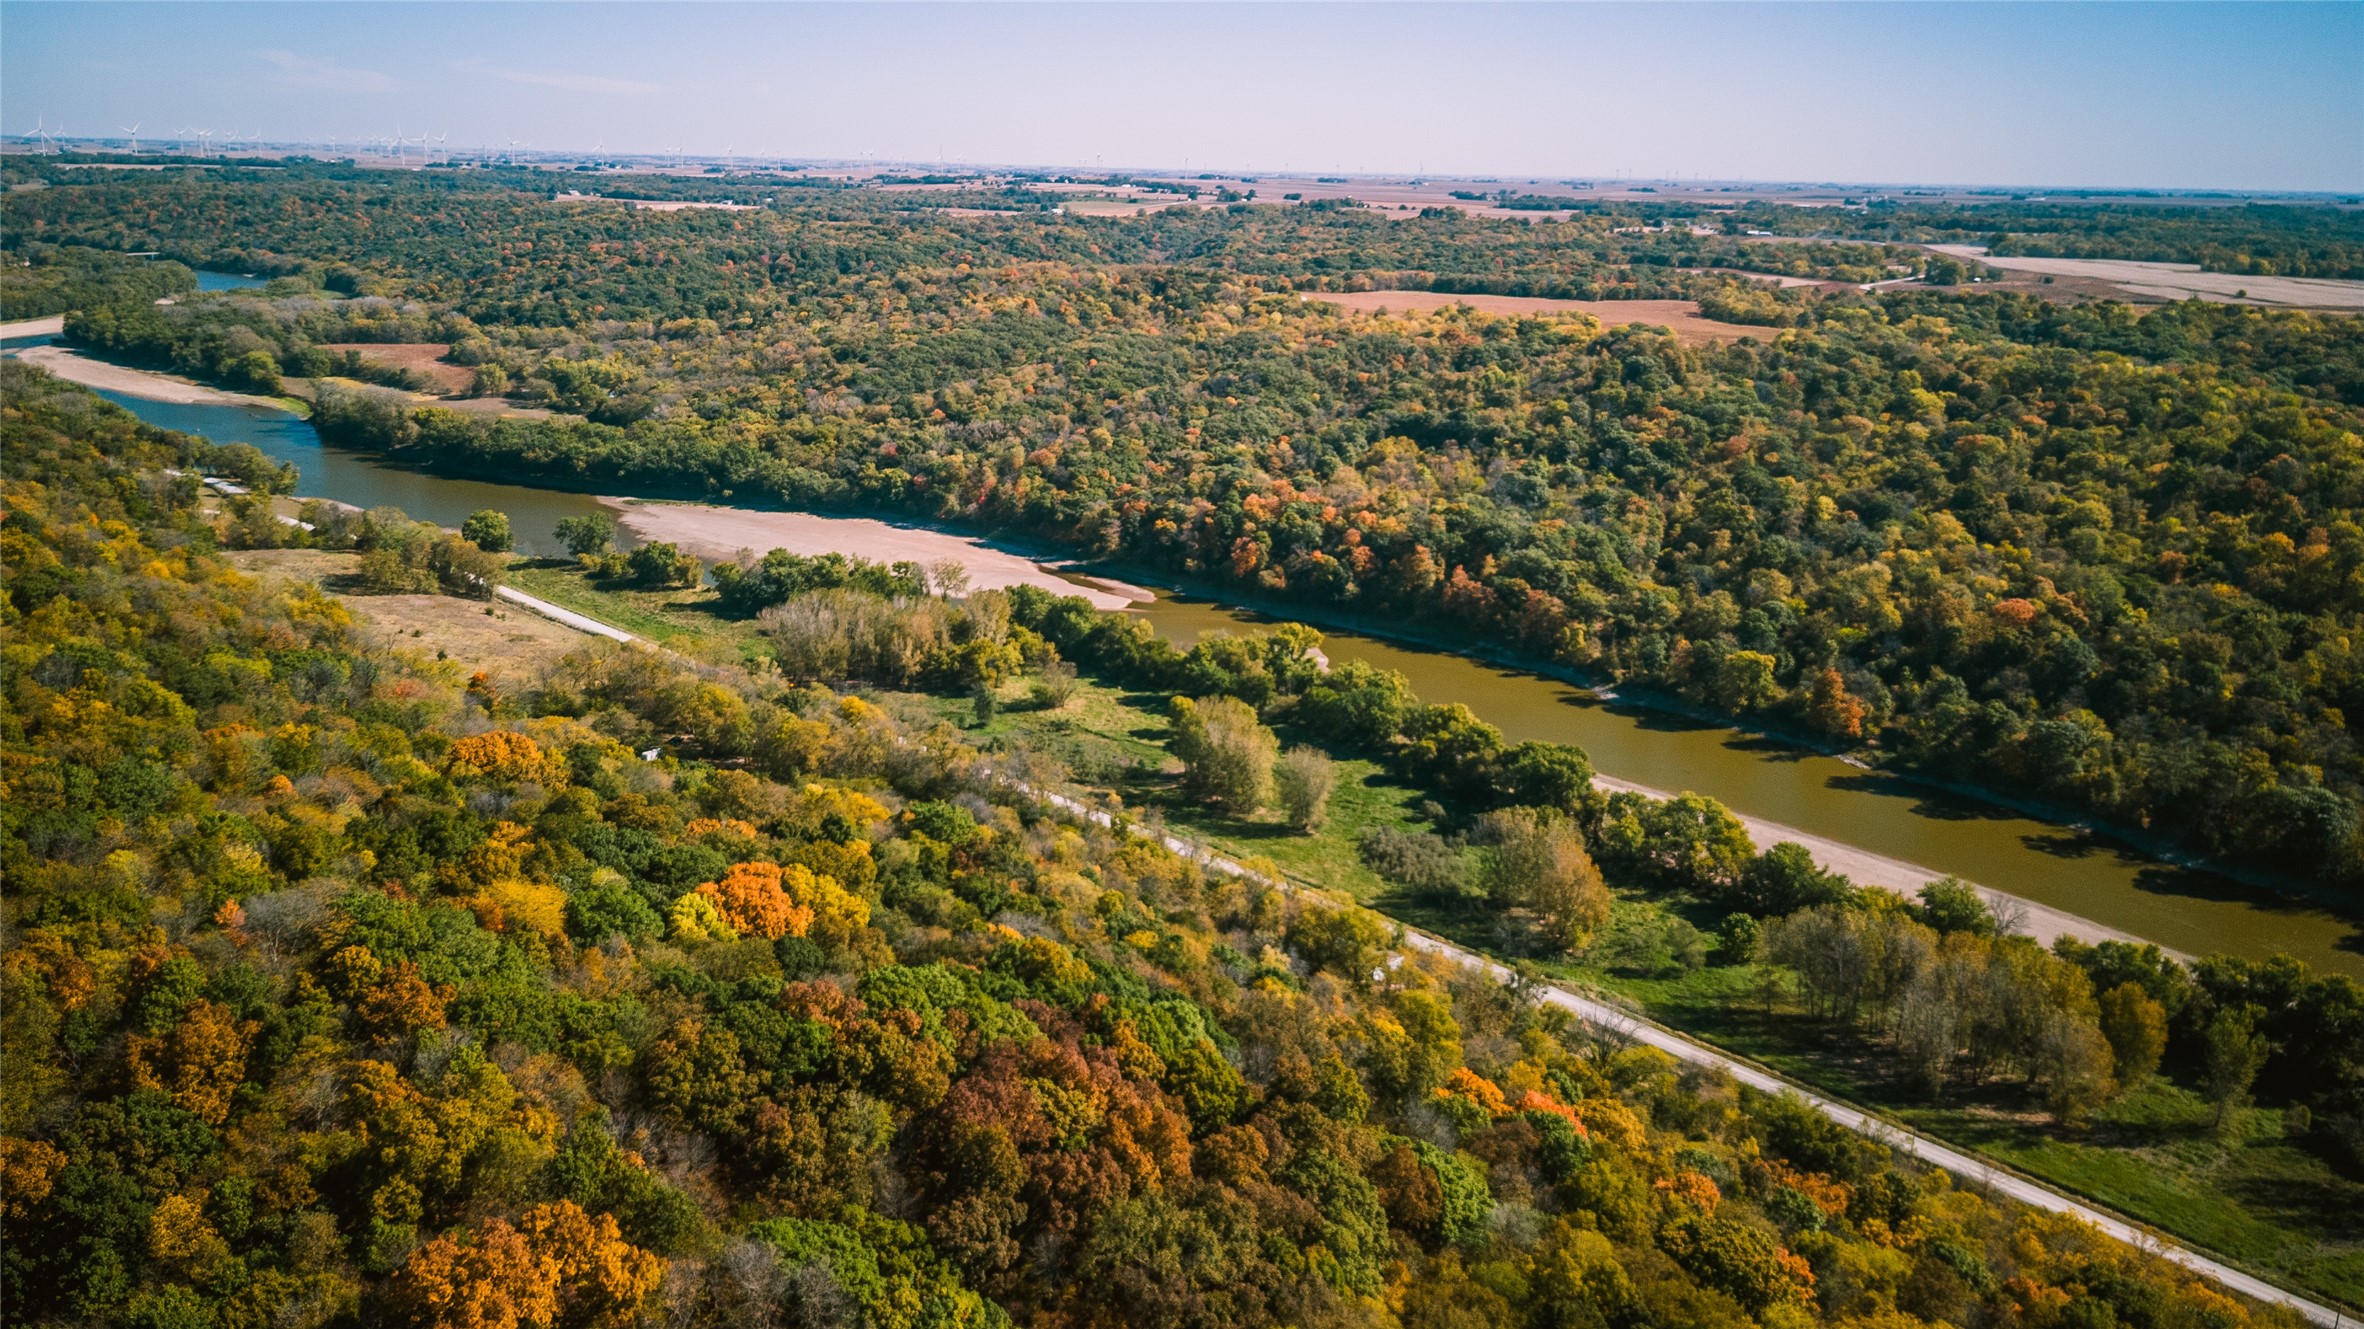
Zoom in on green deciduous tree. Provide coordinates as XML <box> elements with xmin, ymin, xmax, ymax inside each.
<box><xmin>1169</xmin><ymin>695</ymin><xmax>1277</xmax><ymax>812</ymax></box>
<box><xmin>460</xmin><ymin>509</ymin><xmax>513</xmax><ymax>553</ymax></box>
<box><xmin>2203</xmin><ymin>1008</ymin><xmax>2269</xmax><ymax>1131</ymax></box>
<box><xmin>555</xmin><ymin>513</ymin><xmax>615</xmax><ymax>557</ymax></box>
<box><xmin>2098</xmin><ymin>982</ymin><xmax>2168</xmax><ymax>1090</ymax></box>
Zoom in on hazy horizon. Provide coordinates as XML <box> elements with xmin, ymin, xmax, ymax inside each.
<box><xmin>4</xmin><ymin>2</ymin><xmax>2360</xmax><ymax>194</ymax></box>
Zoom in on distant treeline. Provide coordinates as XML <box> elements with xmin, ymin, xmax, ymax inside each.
<box><xmin>1736</xmin><ymin>200</ymin><xmax>2364</xmax><ymax>280</ymax></box>
<box><xmin>0</xmin><ymin>243</ymin><xmax>195</xmax><ymax>319</ymax></box>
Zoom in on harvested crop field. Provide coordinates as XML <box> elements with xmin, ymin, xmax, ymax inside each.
<box><xmin>1062</xmin><ymin>197</ymin><xmax>1199</xmax><ymax>218</ymax></box>
<box><xmin>615</xmin><ymin>199</ymin><xmax>759</xmax><ymax>212</ymax></box>
<box><xmin>319</xmin><ymin>343</ymin><xmax>474</xmax><ymax>395</ymax></box>
<box><xmin>1679</xmin><ymin>267</ymin><xmax>1837</xmax><ymax>289</ymax></box>
<box><xmin>1302</xmin><ymin>291</ymin><xmax>1777</xmax><ymax>345</ymax></box>
<box><xmin>1924</xmin><ymin>246</ymin><xmax>2364</xmax><ymax>309</ymax></box>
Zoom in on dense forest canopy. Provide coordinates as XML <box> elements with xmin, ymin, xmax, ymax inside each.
<box><xmin>4</xmin><ymin>165</ymin><xmax>2361</xmax><ymax>893</ymax></box>
<box><xmin>0</xmin><ymin>364</ymin><xmax>2325</xmax><ymax>1329</ymax></box>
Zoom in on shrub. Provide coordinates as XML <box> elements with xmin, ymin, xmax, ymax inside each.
<box><xmin>1357</xmin><ymin>826</ymin><xmax>1469</xmax><ymax>899</ymax></box>
<box><xmin>1272</xmin><ymin>746</ymin><xmax>1337</xmax><ymax>832</ymax></box>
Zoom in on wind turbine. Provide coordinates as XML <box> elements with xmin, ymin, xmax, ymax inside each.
<box><xmin>20</xmin><ymin>113</ymin><xmax>49</xmax><ymax>154</ymax></box>
<box><xmin>120</xmin><ymin>123</ymin><xmax>141</xmax><ymax>153</ymax></box>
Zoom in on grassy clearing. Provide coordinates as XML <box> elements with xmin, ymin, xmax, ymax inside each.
<box><xmin>1913</xmin><ymin>1091</ymin><xmax>2364</xmax><ymax>1304</ymax></box>
<box><xmin>225</xmin><ymin>549</ymin><xmax>590</xmax><ymax>681</ymax></box>
<box><xmin>499</xmin><ymin>559</ymin><xmax>768</xmax><ymax>661</ymax></box>
<box><xmin>891</xmin><ymin>672</ymin><xmax>1435</xmax><ymax>902</ymax></box>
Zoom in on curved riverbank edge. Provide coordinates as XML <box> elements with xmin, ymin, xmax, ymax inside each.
<box><xmin>13</xmin><ymin>344</ymin><xmax>294</xmax><ymax>409</ymax></box>
<box><xmin>578</xmin><ymin>501</ymin><xmax>2161</xmax><ymax>946</ymax></box>
<box><xmin>1076</xmin><ymin>556</ymin><xmax>2361</xmax><ymax>939</ymax></box>
<box><xmin>591</xmin><ymin>497</ymin><xmax>2177</xmax><ymax>949</ymax></box>
<box><xmin>1587</xmin><ymin>774</ymin><xmax>2168</xmax><ymax>953</ymax></box>
<box><xmin>0</xmin><ymin>315</ymin><xmax>69</xmax><ymax>339</ymax></box>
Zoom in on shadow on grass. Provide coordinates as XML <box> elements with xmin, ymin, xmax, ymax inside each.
<box><xmin>2221</xmin><ymin>1166</ymin><xmax>2364</xmax><ymax>1243</ymax></box>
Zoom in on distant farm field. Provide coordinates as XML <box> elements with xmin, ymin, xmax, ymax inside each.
<box><xmin>1924</xmin><ymin>246</ymin><xmax>2364</xmax><ymax>309</ymax></box>
<box><xmin>1302</xmin><ymin>290</ymin><xmax>1777</xmax><ymax>344</ymax></box>
<box><xmin>319</xmin><ymin>342</ymin><xmax>473</xmax><ymax>394</ymax></box>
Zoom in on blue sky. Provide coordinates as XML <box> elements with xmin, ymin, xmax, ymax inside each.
<box><xmin>4</xmin><ymin>3</ymin><xmax>2358</xmax><ymax>191</ymax></box>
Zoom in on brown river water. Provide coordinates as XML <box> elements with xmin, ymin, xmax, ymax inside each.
<box><xmin>23</xmin><ymin>348</ymin><xmax>2360</xmax><ymax>976</ymax></box>
<box><xmin>1135</xmin><ymin>594</ymin><xmax>2364</xmax><ymax>975</ymax></box>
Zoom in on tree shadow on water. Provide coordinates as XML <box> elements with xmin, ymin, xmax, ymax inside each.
<box><xmin>1616</xmin><ymin>707</ymin><xmax>1727</xmax><ymax>736</ymax></box>
<box><xmin>1824</xmin><ymin>771</ymin><xmax>2027</xmax><ymax>823</ymax></box>
<box><xmin>2123</xmin><ymin>862</ymin><xmax>2336</xmax><ymax>913</ymax></box>
<box><xmin>2020</xmin><ymin>831</ymin><xmax>2117</xmax><ymax>861</ymax></box>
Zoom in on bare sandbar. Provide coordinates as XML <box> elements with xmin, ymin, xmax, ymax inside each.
<box><xmin>0</xmin><ymin>315</ymin><xmax>68</xmax><ymax>339</ymax></box>
<box><xmin>608</xmin><ymin>501</ymin><xmax>1149</xmax><ymax>611</ymax></box>
<box><xmin>12</xmin><ymin>345</ymin><xmax>275</xmax><ymax>406</ymax></box>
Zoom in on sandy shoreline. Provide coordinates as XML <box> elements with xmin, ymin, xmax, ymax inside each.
<box><xmin>607</xmin><ymin>500</ymin><xmax>1153</xmax><ymax>611</ymax></box>
<box><xmin>1590</xmin><ymin>775</ymin><xmax>2164</xmax><ymax>954</ymax></box>
<box><xmin>11</xmin><ymin>344</ymin><xmax>278</xmax><ymax>406</ymax></box>
<box><xmin>0</xmin><ymin>315</ymin><xmax>68</xmax><ymax>339</ymax></box>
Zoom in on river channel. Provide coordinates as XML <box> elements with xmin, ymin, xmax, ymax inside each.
<box><xmin>12</xmin><ymin>342</ymin><xmax>2361</xmax><ymax>976</ymax></box>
